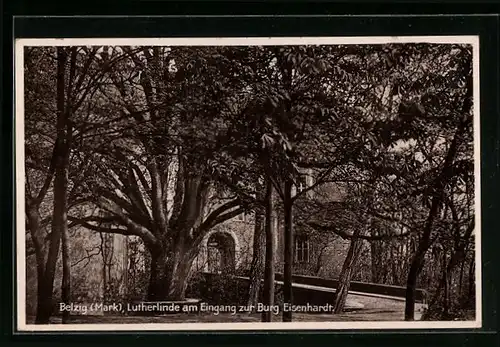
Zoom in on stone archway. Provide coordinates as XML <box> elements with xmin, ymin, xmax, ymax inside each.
<box><xmin>206</xmin><ymin>231</ymin><xmax>237</xmax><ymax>274</ymax></box>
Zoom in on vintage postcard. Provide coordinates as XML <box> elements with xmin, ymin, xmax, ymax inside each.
<box><xmin>15</xmin><ymin>36</ymin><xmax>481</xmax><ymax>331</ymax></box>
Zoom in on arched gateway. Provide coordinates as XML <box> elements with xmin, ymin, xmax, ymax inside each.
<box><xmin>207</xmin><ymin>232</ymin><xmax>236</xmax><ymax>273</ymax></box>
<box><xmin>196</xmin><ymin>229</ymin><xmax>240</xmax><ymax>274</ymax></box>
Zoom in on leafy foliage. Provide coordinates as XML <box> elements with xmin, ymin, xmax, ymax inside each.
<box><xmin>24</xmin><ymin>43</ymin><xmax>475</xmax><ymax>320</ymax></box>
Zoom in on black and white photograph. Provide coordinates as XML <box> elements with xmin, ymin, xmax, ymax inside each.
<box><xmin>16</xmin><ymin>36</ymin><xmax>481</xmax><ymax>331</ymax></box>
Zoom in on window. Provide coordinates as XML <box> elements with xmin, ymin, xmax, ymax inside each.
<box><xmin>294</xmin><ymin>234</ymin><xmax>310</xmax><ymax>263</ymax></box>
<box><xmin>207</xmin><ymin>232</ymin><xmax>236</xmax><ymax>273</ymax></box>
<box><xmin>236</xmin><ymin>212</ymin><xmax>246</xmax><ymax>222</ymax></box>
<box><xmin>295</xmin><ymin>171</ymin><xmax>315</xmax><ymax>199</ymax></box>
<box><xmin>296</xmin><ymin>174</ymin><xmax>308</xmax><ymax>192</ymax></box>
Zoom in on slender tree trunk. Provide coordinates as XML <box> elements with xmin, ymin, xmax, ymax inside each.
<box><xmin>442</xmin><ymin>251</ymin><xmax>449</xmax><ymax>317</ymax></box>
<box><xmin>458</xmin><ymin>257</ymin><xmax>465</xmax><ymax>300</ymax></box>
<box><xmin>424</xmin><ymin>221</ymin><xmax>474</xmax><ymax>317</ymax></box>
<box><xmin>314</xmin><ymin>245</ymin><xmax>327</xmax><ymax>276</ymax></box>
<box><xmin>54</xmin><ymin>121</ymin><xmax>71</xmax><ymax>324</ymax></box>
<box><xmin>466</xmin><ymin>259</ymin><xmax>475</xmax><ymax>308</ymax></box>
<box><xmin>261</xmin><ymin>180</ymin><xmax>275</xmax><ymax>322</ymax></box>
<box><xmin>429</xmin><ymin>247</ymin><xmax>466</xmax><ymax>317</ymax></box>
<box><xmin>61</xmin><ymin>218</ymin><xmax>71</xmax><ymax>323</ymax></box>
<box><xmin>123</xmin><ymin>237</ymin><xmax>129</xmax><ymax>299</ymax></box>
<box><xmin>282</xmin><ymin>179</ymin><xmax>293</xmax><ymax>322</ymax></box>
<box><xmin>370</xmin><ymin>240</ymin><xmax>383</xmax><ymax>283</ymax></box>
<box><xmin>333</xmin><ymin>232</ymin><xmax>364</xmax><ymax>314</ymax></box>
<box><xmin>404</xmin><ymin>126</ymin><xmax>464</xmax><ymax>320</ymax></box>
<box><xmin>405</xmin><ymin>68</ymin><xmax>472</xmax><ymax>320</ymax></box>
<box><xmin>247</xmin><ymin>206</ymin><xmax>265</xmax><ymax>308</ymax></box>
<box><xmin>100</xmin><ymin>233</ymin><xmax>108</xmax><ymax>302</ymax></box>
<box><xmin>35</xmin><ymin>47</ymin><xmax>69</xmax><ymax>324</ymax></box>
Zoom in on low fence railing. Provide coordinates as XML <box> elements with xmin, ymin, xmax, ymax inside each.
<box><xmin>203</xmin><ymin>272</ymin><xmax>427</xmax><ymax>304</ymax></box>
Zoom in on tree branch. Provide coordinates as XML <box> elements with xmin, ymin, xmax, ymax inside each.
<box><xmin>94</xmin><ymin>197</ymin><xmax>158</xmax><ymax>249</ymax></box>
<box><xmin>199</xmin><ymin>198</ymin><xmax>241</xmax><ymax>231</ymax></box>
<box><xmin>148</xmin><ymin>159</ymin><xmax>168</xmax><ymax>234</ymax></box>
<box><xmin>96</xmin><ymin>187</ymin><xmax>153</xmax><ymax>230</ymax></box>
<box><xmin>307</xmin><ymin>221</ymin><xmax>412</xmax><ymax>241</ymax></box>
<box><xmin>291</xmin><ymin>166</ymin><xmax>335</xmax><ymax>202</ymax></box>
<box><xmin>30</xmin><ymin>143</ymin><xmax>59</xmax><ymax>207</ymax></box>
<box><xmin>169</xmin><ymin>151</ymin><xmax>185</xmax><ymax>226</ymax></box>
<box><xmin>68</xmin><ymin>216</ymin><xmax>128</xmax><ymax>234</ymax></box>
<box><xmin>194</xmin><ymin>206</ymin><xmax>246</xmax><ymax>247</ymax></box>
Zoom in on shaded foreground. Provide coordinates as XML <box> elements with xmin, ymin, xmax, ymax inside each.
<box><xmin>27</xmin><ymin>295</ymin><xmax>431</xmax><ymax>324</ymax></box>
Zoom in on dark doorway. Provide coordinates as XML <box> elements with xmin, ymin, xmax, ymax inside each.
<box><xmin>207</xmin><ymin>232</ymin><xmax>236</xmax><ymax>274</ymax></box>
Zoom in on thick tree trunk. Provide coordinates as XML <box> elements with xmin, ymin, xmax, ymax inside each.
<box><xmin>261</xmin><ymin>180</ymin><xmax>275</xmax><ymax>322</ymax></box>
<box><xmin>166</xmin><ymin>249</ymin><xmax>197</xmax><ymax>300</ymax></box>
<box><xmin>36</xmin><ymin>278</ymin><xmax>58</xmax><ymax>323</ymax></box>
<box><xmin>333</xmin><ymin>233</ymin><xmax>363</xmax><ymax>314</ymax></box>
<box><xmin>147</xmin><ymin>245</ymin><xmax>197</xmax><ymax>301</ymax></box>
<box><xmin>247</xmin><ymin>207</ymin><xmax>265</xmax><ymax>308</ymax></box>
<box><xmin>147</xmin><ymin>250</ymin><xmax>168</xmax><ymax>301</ymax></box>
<box><xmin>35</xmin><ymin>47</ymin><xmax>69</xmax><ymax>324</ymax></box>
<box><xmin>282</xmin><ymin>179</ymin><xmax>293</xmax><ymax>322</ymax></box>
<box><xmin>118</xmin><ymin>171</ymin><xmax>243</xmax><ymax>302</ymax></box>
<box><xmin>33</xmin><ymin>247</ymin><xmax>46</xmax><ymax>319</ymax></box>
